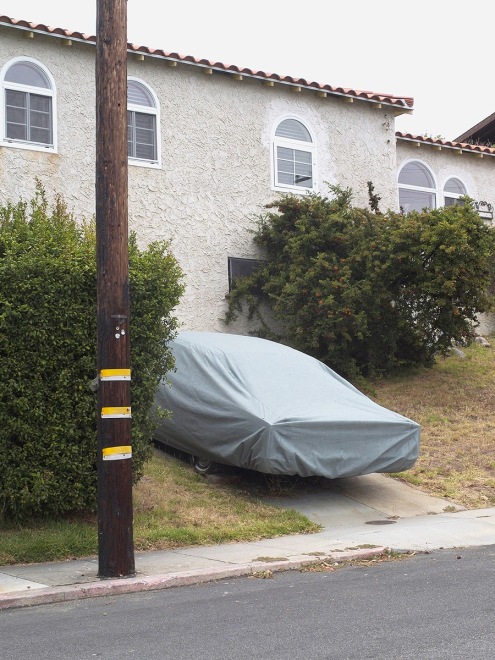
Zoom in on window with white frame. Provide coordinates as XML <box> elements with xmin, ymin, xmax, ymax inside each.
<box><xmin>127</xmin><ymin>79</ymin><xmax>159</xmax><ymax>164</ymax></box>
<box><xmin>443</xmin><ymin>177</ymin><xmax>467</xmax><ymax>207</ymax></box>
<box><xmin>2</xmin><ymin>58</ymin><xmax>55</xmax><ymax>149</ymax></box>
<box><xmin>398</xmin><ymin>161</ymin><xmax>436</xmax><ymax>213</ymax></box>
<box><xmin>272</xmin><ymin>118</ymin><xmax>315</xmax><ymax>192</ymax></box>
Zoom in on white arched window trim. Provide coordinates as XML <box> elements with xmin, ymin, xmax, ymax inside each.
<box><xmin>271</xmin><ymin>115</ymin><xmax>317</xmax><ymax>194</ymax></box>
<box><xmin>127</xmin><ymin>77</ymin><xmax>161</xmax><ymax>168</ymax></box>
<box><xmin>442</xmin><ymin>176</ymin><xmax>468</xmax><ymax>207</ymax></box>
<box><xmin>0</xmin><ymin>56</ymin><xmax>57</xmax><ymax>153</ymax></box>
<box><xmin>397</xmin><ymin>159</ymin><xmax>437</xmax><ymax>213</ymax></box>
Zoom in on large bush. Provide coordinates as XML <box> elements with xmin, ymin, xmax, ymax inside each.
<box><xmin>0</xmin><ymin>187</ymin><xmax>184</xmax><ymax>520</ymax></box>
<box><xmin>226</xmin><ymin>187</ymin><xmax>495</xmax><ymax>377</ymax></box>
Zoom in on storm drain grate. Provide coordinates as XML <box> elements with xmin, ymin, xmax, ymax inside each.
<box><xmin>365</xmin><ymin>519</ymin><xmax>397</xmax><ymax>525</ymax></box>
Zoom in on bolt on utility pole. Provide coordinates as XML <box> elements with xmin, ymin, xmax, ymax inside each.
<box><xmin>95</xmin><ymin>0</ymin><xmax>135</xmax><ymax>577</ymax></box>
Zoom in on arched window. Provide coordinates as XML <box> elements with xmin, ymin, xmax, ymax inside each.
<box><xmin>398</xmin><ymin>161</ymin><xmax>436</xmax><ymax>213</ymax></box>
<box><xmin>272</xmin><ymin>117</ymin><xmax>316</xmax><ymax>192</ymax></box>
<box><xmin>1</xmin><ymin>58</ymin><xmax>55</xmax><ymax>149</ymax></box>
<box><xmin>443</xmin><ymin>177</ymin><xmax>467</xmax><ymax>207</ymax></box>
<box><xmin>127</xmin><ymin>79</ymin><xmax>159</xmax><ymax>165</ymax></box>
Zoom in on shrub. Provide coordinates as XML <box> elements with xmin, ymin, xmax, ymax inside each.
<box><xmin>0</xmin><ymin>186</ymin><xmax>184</xmax><ymax>520</ymax></box>
<box><xmin>225</xmin><ymin>187</ymin><xmax>495</xmax><ymax>377</ymax></box>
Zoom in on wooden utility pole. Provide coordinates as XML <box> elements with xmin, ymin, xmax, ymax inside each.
<box><xmin>95</xmin><ymin>0</ymin><xmax>135</xmax><ymax>578</ymax></box>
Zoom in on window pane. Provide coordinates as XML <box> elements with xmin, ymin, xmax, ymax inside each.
<box><xmin>294</xmin><ymin>152</ymin><xmax>312</xmax><ymax>186</ymax></box>
<box><xmin>277</xmin><ymin>146</ymin><xmax>293</xmax><ymax>160</ymax></box>
<box><xmin>5</xmin><ymin>61</ymin><xmax>51</xmax><ymax>88</ymax></box>
<box><xmin>29</xmin><ymin>94</ymin><xmax>52</xmax><ymax>144</ymax></box>
<box><xmin>398</xmin><ymin>162</ymin><xmax>435</xmax><ymax>188</ymax></box>
<box><xmin>6</xmin><ymin>104</ymin><xmax>27</xmax><ymax>124</ymax></box>
<box><xmin>295</xmin><ymin>174</ymin><xmax>312</xmax><ymax>187</ymax></box>
<box><xmin>30</xmin><ymin>112</ymin><xmax>51</xmax><ymax>130</ymax></box>
<box><xmin>6</xmin><ymin>89</ymin><xmax>52</xmax><ymax>144</ymax></box>
<box><xmin>295</xmin><ymin>162</ymin><xmax>312</xmax><ymax>186</ymax></box>
<box><xmin>228</xmin><ymin>257</ymin><xmax>260</xmax><ymax>291</ymax></box>
<box><xmin>276</xmin><ymin>145</ymin><xmax>312</xmax><ymax>188</ymax></box>
<box><xmin>128</xmin><ymin>111</ymin><xmax>156</xmax><ymax>160</ymax></box>
<box><xmin>294</xmin><ymin>149</ymin><xmax>311</xmax><ymax>164</ymax></box>
<box><xmin>127</xmin><ymin>111</ymin><xmax>136</xmax><ymax>158</ymax></box>
<box><xmin>277</xmin><ymin>145</ymin><xmax>295</xmax><ymax>182</ymax></box>
<box><xmin>277</xmin><ymin>146</ymin><xmax>295</xmax><ymax>175</ymax></box>
<box><xmin>6</xmin><ymin>119</ymin><xmax>27</xmax><ymax>141</ymax></box>
<box><xmin>30</xmin><ymin>126</ymin><xmax>51</xmax><ymax>144</ymax></box>
<box><xmin>444</xmin><ymin>178</ymin><xmax>466</xmax><ymax>195</ymax></box>
<box><xmin>295</xmin><ymin>162</ymin><xmax>312</xmax><ymax>178</ymax></box>
<box><xmin>135</xmin><ymin>133</ymin><xmax>155</xmax><ymax>151</ymax></box>
<box><xmin>30</xmin><ymin>94</ymin><xmax>50</xmax><ymax>112</ymax></box>
<box><xmin>135</xmin><ymin>130</ymin><xmax>154</xmax><ymax>146</ymax></box>
<box><xmin>444</xmin><ymin>196</ymin><xmax>465</xmax><ymax>207</ymax></box>
<box><xmin>6</xmin><ymin>89</ymin><xmax>26</xmax><ymax>108</ymax></box>
<box><xmin>275</xmin><ymin>119</ymin><xmax>312</xmax><ymax>142</ymax></box>
<box><xmin>295</xmin><ymin>163</ymin><xmax>311</xmax><ymax>183</ymax></box>
<box><xmin>278</xmin><ymin>162</ymin><xmax>294</xmax><ymax>176</ymax></box>
<box><xmin>127</xmin><ymin>80</ymin><xmax>155</xmax><ymax>107</ymax></box>
<box><xmin>136</xmin><ymin>143</ymin><xmax>156</xmax><ymax>160</ymax></box>
<box><xmin>277</xmin><ymin>156</ymin><xmax>294</xmax><ymax>172</ymax></box>
<box><xmin>135</xmin><ymin>113</ymin><xmax>154</xmax><ymax>130</ymax></box>
<box><xmin>5</xmin><ymin>89</ymin><xmax>27</xmax><ymax>140</ymax></box>
<box><xmin>31</xmin><ymin>107</ymin><xmax>51</xmax><ymax>129</ymax></box>
<box><xmin>399</xmin><ymin>188</ymin><xmax>435</xmax><ymax>213</ymax></box>
<box><xmin>278</xmin><ymin>171</ymin><xmax>294</xmax><ymax>185</ymax></box>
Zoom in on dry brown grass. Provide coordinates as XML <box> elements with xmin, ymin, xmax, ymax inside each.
<box><xmin>371</xmin><ymin>342</ymin><xmax>495</xmax><ymax>508</ymax></box>
<box><xmin>131</xmin><ymin>449</ymin><xmax>318</xmax><ymax>551</ymax></box>
<box><xmin>0</xmin><ymin>451</ymin><xmax>318</xmax><ymax>565</ymax></box>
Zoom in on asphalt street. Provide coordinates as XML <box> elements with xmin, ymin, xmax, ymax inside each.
<box><xmin>2</xmin><ymin>545</ymin><xmax>495</xmax><ymax>660</ymax></box>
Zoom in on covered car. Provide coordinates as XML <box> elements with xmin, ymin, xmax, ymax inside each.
<box><xmin>154</xmin><ymin>332</ymin><xmax>420</xmax><ymax>478</ymax></box>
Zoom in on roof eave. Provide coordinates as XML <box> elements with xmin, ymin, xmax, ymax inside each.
<box><xmin>396</xmin><ymin>132</ymin><xmax>495</xmax><ymax>158</ymax></box>
<box><xmin>0</xmin><ymin>16</ymin><xmax>414</xmax><ymax>111</ymax></box>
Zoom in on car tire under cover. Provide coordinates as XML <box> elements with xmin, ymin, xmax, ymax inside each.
<box><xmin>191</xmin><ymin>456</ymin><xmax>220</xmax><ymax>475</ymax></box>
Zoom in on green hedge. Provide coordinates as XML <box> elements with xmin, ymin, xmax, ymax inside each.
<box><xmin>226</xmin><ymin>187</ymin><xmax>495</xmax><ymax>377</ymax></box>
<box><xmin>0</xmin><ymin>186</ymin><xmax>184</xmax><ymax>520</ymax></box>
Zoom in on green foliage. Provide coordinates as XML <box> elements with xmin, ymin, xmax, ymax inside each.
<box><xmin>0</xmin><ymin>185</ymin><xmax>184</xmax><ymax>520</ymax></box>
<box><xmin>226</xmin><ymin>188</ymin><xmax>495</xmax><ymax>378</ymax></box>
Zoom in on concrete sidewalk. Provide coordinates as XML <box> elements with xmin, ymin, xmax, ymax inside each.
<box><xmin>1</xmin><ymin>474</ymin><xmax>495</xmax><ymax>610</ymax></box>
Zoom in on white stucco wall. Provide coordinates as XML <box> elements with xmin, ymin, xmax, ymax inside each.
<box><xmin>0</xmin><ymin>26</ymin><xmax>404</xmax><ymax>332</ymax></box>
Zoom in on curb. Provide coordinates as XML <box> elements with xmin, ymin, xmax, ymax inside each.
<box><xmin>0</xmin><ymin>546</ymin><xmax>387</xmax><ymax>610</ymax></box>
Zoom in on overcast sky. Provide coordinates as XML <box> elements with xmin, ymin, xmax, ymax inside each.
<box><xmin>2</xmin><ymin>0</ymin><xmax>492</xmax><ymax>141</ymax></box>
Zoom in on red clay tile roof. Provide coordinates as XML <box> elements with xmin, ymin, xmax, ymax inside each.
<box><xmin>396</xmin><ymin>132</ymin><xmax>495</xmax><ymax>156</ymax></box>
<box><xmin>0</xmin><ymin>15</ymin><xmax>414</xmax><ymax>110</ymax></box>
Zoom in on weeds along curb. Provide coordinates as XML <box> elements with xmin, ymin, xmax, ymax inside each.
<box><xmin>0</xmin><ymin>546</ymin><xmax>388</xmax><ymax>611</ymax></box>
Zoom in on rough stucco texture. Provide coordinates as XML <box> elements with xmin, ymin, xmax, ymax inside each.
<box><xmin>7</xmin><ymin>28</ymin><xmax>491</xmax><ymax>335</ymax></box>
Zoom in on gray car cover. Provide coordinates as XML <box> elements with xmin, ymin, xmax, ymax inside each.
<box><xmin>154</xmin><ymin>332</ymin><xmax>420</xmax><ymax>478</ymax></box>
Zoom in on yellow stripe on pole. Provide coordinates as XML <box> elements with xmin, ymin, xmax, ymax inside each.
<box><xmin>102</xmin><ymin>445</ymin><xmax>132</xmax><ymax>461</ymax></box>
<box><xmin>101</xmin><ymin>406</ymin><xmax>132</xmax><ymax>418</ymax></box>
<box><xmin>100</xmin><ymin>368</ymin><xmax>131</xmax><ymax>381</ymax></box>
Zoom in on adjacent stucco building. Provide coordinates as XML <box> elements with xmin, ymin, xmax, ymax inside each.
<box><xmin>1</xmin><ymin>15</ymin><xmax>494</xmax><ymax>332</ymax></box>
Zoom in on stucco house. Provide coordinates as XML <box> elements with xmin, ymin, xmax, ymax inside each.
<box><xmin>1</xmin><ymin>15</ymin><xmax>494</xmax><ymax>333</ymax></box>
